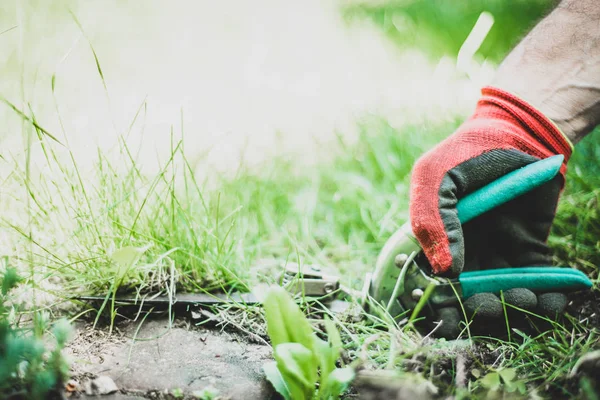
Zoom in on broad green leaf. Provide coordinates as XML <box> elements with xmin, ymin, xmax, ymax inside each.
<box><xmin>263</xmin><ymin>361</ymin><xmax>292</xmax><ymax>400</ymax></box>
<box><xmin>110</xmin><ymin>246</ymin><xmax>147</xmax><ymax>283</ymax></box>
<box><xmin>323</xmin><ymin>317</ymin><xmax>342</xmax><ymax>356</ymax></box>
<box><xmin>274</xmin><ymin>343</ymin><xmax>318</xmax><ymax>394</ymax></box>
<box><xmin>498</xmin><ymin>368</ymin><xmax>516</xmax><ymax>383</ymax></box>
<box><xmin>278</xmin><ymin>372</ymin><xmax>311</xmax><ymax>400</ymax></box>
<box><xmin>263</xmin><ymin>286</ymin><xmax>315</xmax><ymax>351</ymax></box>
<box><xmin>504</xmin><ymin>379</ymin><xmax>518</xmax><ymax>393</ymax></box>
<box><xmin>320</xmin><ymin>367</ymin><xmax>355</xmax><ymax>399</ymax></box>
<box><xmin>321</xmin><ymin>317</ymin><xmax>342</xmax><ymax>382</ymax></box>
<box><xmin>313</xmin><ymin>336</ymin><xmax>335</xmax><ymax>386</ymax></box>
<box><xmin>262</xmin><ymin>287</ymin><xmax>290</xmax><ymax>347</ymax></box>
<box><xmin>480</xmin><ymin>372</ymin><xmax>500</xmax><ymax>390</ymax></box>
<box><xmin>471</xmin><ymin>368</ymin><xmax>481</xmax><ymax>379</ymax></box>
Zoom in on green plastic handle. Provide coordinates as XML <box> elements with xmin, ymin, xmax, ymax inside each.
<box><xmin>456</xmin><ymin>155</ymin><xmax>563</xmax><ymax>224</ymax></box>
<box><xmin>453</xmin><ymin>155</ymin><xmax>593</xmax><ymax>296</ymax></box>
<box><xmin>459</xmin><ymin>267</ymin><xmax>592</xmax><ymax>298</ymax></box>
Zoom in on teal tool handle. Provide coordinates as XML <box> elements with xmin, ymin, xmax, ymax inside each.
<box><xmin>456</xmin><ymin>155</ymin><xmax>563</xmax><ymax>224</ymax></box>
<box><xmin>459</xmin><ymin>267</ymin><xmax>592</xmax><ymax>298</ymax></box>
<box><xmin>454</xmin><ymin>155</ymin><xmax>593</xmax><ymax>296</ymax></box>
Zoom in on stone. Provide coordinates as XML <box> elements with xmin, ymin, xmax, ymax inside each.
<box><xmin>84</xmin><ymin>376</ymin><xmax>118</xmax><ymax>395</ymax></box>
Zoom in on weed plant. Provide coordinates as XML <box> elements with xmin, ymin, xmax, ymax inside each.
<box><xmin>0</xmin><ymin>266</ymin><xmax>71</xmax><ymax>399</ymax></box>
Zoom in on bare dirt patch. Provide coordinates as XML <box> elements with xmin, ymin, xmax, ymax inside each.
<box><xmin>65</xmin><ymin>318</ymin><xmax>273</xmax><ymax>399</ymax></box>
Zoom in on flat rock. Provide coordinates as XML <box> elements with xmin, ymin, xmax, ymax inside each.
<box><xmin>79</xmin><ymin>395</ymin><xmax>146</xmax><ymax>400</ymax></box>
<box><xmin>84</xmin><ymin>376</ymin><xmax>119</xmax><ymax>395</ymax></box>
<box><xmin>67</xmin><ymin>319</ymin><xmax>273</xmax><ymax>399</ymax></box>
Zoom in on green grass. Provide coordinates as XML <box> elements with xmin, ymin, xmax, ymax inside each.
<box><xmin>551</xmin><ymin>129</ymin><xmax>600</xmax><ymax>274</ymax></box>
<box><xmin>5</xmin><ymin>112</ymin><xmax>455</xmax><ymax>293</ymax></box>
<box><xmin>1</xmin><ymin>1</ymin><xmax>599</xmax><ymax>398</ymax></box>
<box><xmin>4</xmin><ymin>100</ymin><xmax>599</xmax><ymax>397</ymax></box>
<box><xmin>2</xmin><ymin>62</ymin><xmax>597</xmax><ymax>397</ymax></box>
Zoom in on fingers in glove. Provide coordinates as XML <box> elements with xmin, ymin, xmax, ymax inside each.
<box><xmin>433</xmin><ymin>293</ymin><xmax>517</xmax><ymax>339</ymax></box>
<box><xmin>537</xmin><ymin>292</ymin><xmax>568</xmax><ymax>318</ymax></box>
<box><xmin>411</xmin><ymin>149</ymin><xmax>539</xmax><ymax>277</ymax></box>
<box><xmin>410</xmin><ymin>162</ymin><xmax>465</xmax><ymax>276</ymax></box>
<box><xmin>502</xmin><ymin>288</ymin><xmax>538</xmax><ymax>311</ymax></box>
<box><xmin>461</xmin><ymin>175</ymin><xmax>562</xmax><ymax>272</ymax></box>
<box><xmin>434</xmin><ymin>290</ymin><xmax>528</xmax><ymax>338</ymax></box>
<box><xmin>464</xmin><ymin>293</ymin><xmax>503</xmax><ymax>318</ymax></box>
<box><xmin>435</xmin><ymin>307</ymin><xmax>462</xmax><ymax>339</ymax></box>
<box><xmin>433</xmin><ymin>290</ymin><xmax>568</xmax><ymax>339</ymax></box>
<box><xmin>464</xmin><ymin>288</ymin><xmax>538</xmax><ymax>319</ymax></box>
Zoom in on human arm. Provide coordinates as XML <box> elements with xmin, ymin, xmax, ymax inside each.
<box><xmin>494</xmin><ymin>0</ymin><xmax>600</xmax><ymax>145</ymax></box>
<box><xmin>409</xmin><ymin>0</ymin><xmax>600</xmax><ymax>337</ymax></box>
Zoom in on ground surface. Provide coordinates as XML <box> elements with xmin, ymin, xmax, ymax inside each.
<box><xmin>67</xmin><ymin>318</ymin><xmax>273</xmax><ymax>399</ymax></box>
<box><xmin>60</xmin><ymin>288</ymin><xmax>600</xmax><ymax>399</ymax></box>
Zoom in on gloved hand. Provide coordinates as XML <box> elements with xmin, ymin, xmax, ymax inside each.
<box><xmin>409</xmin><ymin>86</ymin><xmax>574</xmax><ymax>338</ymax></box>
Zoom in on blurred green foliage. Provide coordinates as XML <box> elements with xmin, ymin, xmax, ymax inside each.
<box><xmin>343</xmin><ymin>0</ymin><xmax>556</xmax><ymax>62</ymax></box>
<box><xmin>550</xmin><ymin>129</ymin><xmax>600</xmax><ymax>273</ymax></box>
<box><xmin>0</xmin><ymin>267</ymin><xmax>71</xmax><ymax>399</ymax></box>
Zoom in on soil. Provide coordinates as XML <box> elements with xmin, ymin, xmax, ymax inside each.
<box><xmin>62</xmin><ymin>287</ymin><xmax>600</xmax><ymax>399</ymax></box>
<box><xmin>568</xmin><ymin>287</ymin><xmax>600</xmax><ymax>326</ymax></box>
<box><xmin>357</xmin><ymin>288</ymin><xmax>600</xmax><ymax>399</ymax></box>
<box><xmin>65</xmin><ymin>316</ymin><xmax>274</xmax><ymax>399</ymax></box>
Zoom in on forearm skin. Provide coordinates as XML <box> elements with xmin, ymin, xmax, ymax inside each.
<box><xmin>493</xmin><ymin>0</ymin><xmax>600</xmax><ymax>144</ymax></box>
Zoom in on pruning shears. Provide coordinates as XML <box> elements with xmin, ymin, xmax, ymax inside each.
<box><xmin>364</xmin><ymin>155</ymin><xmax>592</xmax><ymax>319</ymax></box>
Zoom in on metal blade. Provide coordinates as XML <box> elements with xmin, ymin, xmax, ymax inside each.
<box><xmin>392</xmin><ymin>259</ymin><xmax>463</xmax><ymax>313</ymax></box>
<box><xmin>77</xmin><ymin>292</ymin><xmax>260</xmax><ymax>306</ymax></box>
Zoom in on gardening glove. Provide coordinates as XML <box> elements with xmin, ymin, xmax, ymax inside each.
<box><xmin>409</xmin><ymin>86</ymin><xmax>574</xmax><ymax>338</ymax></box>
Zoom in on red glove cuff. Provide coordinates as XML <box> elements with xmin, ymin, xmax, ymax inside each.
<box><xmin>477</xmin><ymin>86</ymin><xmax>572</xmax><ymax>169</ymax></box>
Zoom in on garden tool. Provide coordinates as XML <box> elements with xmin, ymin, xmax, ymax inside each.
<box><xmin>77</xmin><ymin>292</ymin><xmax>260</xmax><ymax>307</ymax></box>
<box><xmin>364</xmin><ymin>154</ymin><xmax>593</xmax><ymax>321</ymax></box>
<box><xmin>77</xmin><ymin>264</ymin><xmax>340</xmax><ymax>309</ymax></box>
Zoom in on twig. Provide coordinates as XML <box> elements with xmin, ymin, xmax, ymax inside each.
<box><xmin>455</xmin><ymin>353</ymin><xmax>467</xmax><ymax>389</ymax></box>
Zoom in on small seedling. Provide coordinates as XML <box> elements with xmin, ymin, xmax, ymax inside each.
<box><xmin>193</xmin><ymin>385</ymin><xmax>220</xmax><ymax>399</ymax></box>
<box><xmin>262</xmin><ymin>286</ymin><xmax>354</xmax><ymax>400</ymax></box>
<box><xmin>477</xmin><ymin>367</ymin><xmax>527</xmax><ymax>398</ymax></box>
